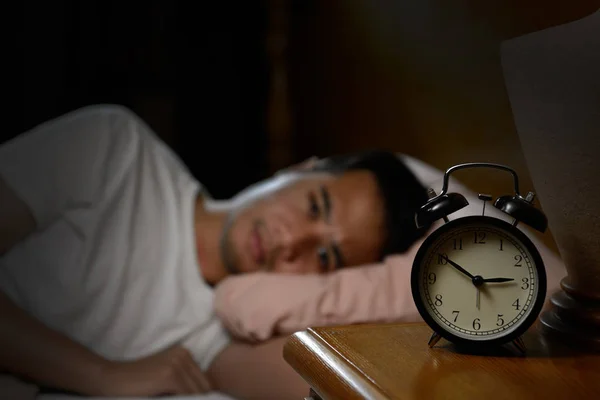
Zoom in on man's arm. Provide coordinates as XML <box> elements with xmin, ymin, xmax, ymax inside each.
<box><xmin>0</xmin><ymin>177</ymin><xmax>35</xmax><ymax>256</ymax></box>
<box><xmin>1</xmin><ymin>177</ymin><xmax>214</xmax><ymax>395</ymax></box>
<box><xmin>0</xmin><ymin>290</ymin><xmax>112</xmax><ymax>394</ymax></box>
<box><xmin>0</xmin><ymin>177</ymin><xmax>111</xmax><ymax>394</ymax></box>
<box><xmin>207</xmin><ymin>336</ymin><xmax>310</xmax><ymax>400</ymax></box>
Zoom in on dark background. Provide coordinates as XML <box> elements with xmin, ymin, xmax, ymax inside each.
<box><xmin>7</xmin><ymin>0</ymin><xmax>598</xmax><ymax>235</ymax></box>
<box><xmin>8</xmin><ymin>1</ymin><xmax>269</xmax><ymax>199</ymax></box>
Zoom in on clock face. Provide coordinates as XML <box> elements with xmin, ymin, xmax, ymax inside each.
<box><xmin>411</xmin><ymin>215</ymin><xmax>547</xmax><ymax>346</ymax></box>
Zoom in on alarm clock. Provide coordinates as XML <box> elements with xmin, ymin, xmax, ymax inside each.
<box><xmin>410</xmin><ymin>162</ymin><xmax>548</xmax><ymax>354</ymax></box>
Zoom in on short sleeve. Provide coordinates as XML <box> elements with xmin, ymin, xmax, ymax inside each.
<box><xmin>0</xmin><ymin>105</ymin><xmax>141</xmax><ymax>230</ymax></box>
<box><xmin>183</xmin><ymin>318</ymin><xmax>232</xmax><ymax>371</ymax></box>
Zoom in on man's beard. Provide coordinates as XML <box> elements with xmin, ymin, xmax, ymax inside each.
<box><xmin>219</xmin><ymin>212</ymin><xmax>241</xmax><ymax>275</ymax></box>
<box><xmin>219</xmin><ymin>214</ymin><xmax>275</xmax><ymax>274</ymax></box>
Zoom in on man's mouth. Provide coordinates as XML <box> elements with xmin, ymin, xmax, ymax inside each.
<box><xmin>250</xmin><ymin>223</ymin><xmax>266</xmax><ymax>265</ymax></box>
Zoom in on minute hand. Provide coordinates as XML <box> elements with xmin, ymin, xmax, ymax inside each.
<box><xmin>483</xmin><ymin>277</ymin><xmax>514</xmax><ymax>283</ymax></box>
<box><xmin>440</xmin><ymin>255</ymin><xmax>475</xmax><ymax>279</ymax></box>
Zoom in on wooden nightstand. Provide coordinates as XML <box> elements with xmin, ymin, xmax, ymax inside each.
<box><xmin>284</xmin><ymin>322</ymin><xmax>600</xmax><ymax>399</ymax></box>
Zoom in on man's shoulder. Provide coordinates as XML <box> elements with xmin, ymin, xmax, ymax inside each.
<box><xmin>1</xmin><ymin>104</ymin><xmax>156</xmax><ymax>160</ymax></box>
<box><xmin>56</xmin><ymin>104</ymin><xmax>175</xmax><ymax>178</ymax></box>
<box><xmin>66</xmin><ymin>104</ymin><xmax>157</xmax><ymax>149</ymax></box>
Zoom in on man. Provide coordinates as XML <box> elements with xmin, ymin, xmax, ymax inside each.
<box><xmin>0</xmin><ymin>105</ymin><xmax>429</xmax><ymax>399</ymax></box>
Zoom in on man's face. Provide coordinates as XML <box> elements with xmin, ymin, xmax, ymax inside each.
<box><xmin>220</xmin><ymin>170</ymin><xmax>386</xmax><ymax>275</ymax></box>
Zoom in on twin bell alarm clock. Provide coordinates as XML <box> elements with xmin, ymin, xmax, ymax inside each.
<box><xmin>410</xmin><ymin>162</ymin><xmax>548</xmax><ymax>354</ymax></box>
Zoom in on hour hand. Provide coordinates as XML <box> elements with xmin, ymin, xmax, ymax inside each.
<box><xmin>439</xmin><ymin>254</ymin><xmax>475</xmax><ymax>279</ymax></box>
<box><xmin>483</xmin><ymin>277</ymin><xmax>514</xmax><ymax>283</ymax></box>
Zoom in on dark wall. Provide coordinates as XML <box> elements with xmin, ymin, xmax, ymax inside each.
<box><xmin>9</xmin><ymin>1</ymin><xmax>269</xmax><ymax>199</ymax></box>
<box><xmin>286</xmin><ymin>0</ymin><xmax>598</xmax><ymax>253</ymax></box>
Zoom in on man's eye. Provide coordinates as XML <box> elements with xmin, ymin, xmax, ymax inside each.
<box><xmin>308</xmin><ymin>193</ymin><xmax>320</xmax><ymax>219</ymax></box>
<box><xmin>318</xmin><ymin>247</ymin><xmax>329</xmax><ymax>271</ymax></box>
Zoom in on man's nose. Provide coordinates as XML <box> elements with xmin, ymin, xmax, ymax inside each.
<box><xmin>280</xmin><ymin>222</ymin><xmax>321</xmax><ymax>262</ymax></box>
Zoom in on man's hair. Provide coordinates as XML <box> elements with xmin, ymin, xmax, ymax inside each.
<box><xmin>309</xmin><ymin>150</ymin><xmax>431</xmax><ymax>259</ymax></box>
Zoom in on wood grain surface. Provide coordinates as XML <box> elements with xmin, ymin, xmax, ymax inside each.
<box><xmin>284</xmin><ymin>322</ymin><xmax>600</xmax><ymax>400</ymax></box>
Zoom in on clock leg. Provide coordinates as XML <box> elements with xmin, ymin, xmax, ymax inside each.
<box><xmin>428</xmin><ymin>332</ymin><xmax>442</xmax><ymax>348</ymax></box>
<box><xmin>511</xmin><ymin>336</ymin><xmax>527</xmax><ymax>355</ymax></box>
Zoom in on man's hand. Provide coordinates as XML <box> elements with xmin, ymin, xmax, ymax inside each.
<box><xmin>100</xmin><ymin>345</ymin><xmax>213</xmax><ymax>396</ymax></box>
<box><xmin>208</xmin><ymin>336</ymin><xmax>310</xmax><ymax>400</ymax></box>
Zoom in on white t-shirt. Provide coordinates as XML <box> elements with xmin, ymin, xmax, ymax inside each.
<box><xmin>0</xmin><ymin>105</ymin><xmax>230</xmax><ymax>370</ymax></box>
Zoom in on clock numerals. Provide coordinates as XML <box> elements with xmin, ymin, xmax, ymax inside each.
<box><xmin>496</xmin><ymin>314</ymin><xmax>505</xmax><ymax>326</ymax></box>
<box><xmin>514</xmin><ymin>255</ymin><xmax>523</xmax><ymax>267</ymax></box>
<box><xmin>412</xmin><ymin>216</ymin><xmax>545</xmax><ymax>344</ymax></box>
<box><xmin>428</xmin><ymin>272</ymin><xmax>437</xmax><ymax>285</ymax></box>
<box><xmin>453</xmin><ymin>238</ymin><xmax>463</xmax><ymax>250</ymax></box>
<box><xmin>437</xmin><ymin>253</ymin><xmax>448</xmax><ymax>265</ymax></box>
<box><xmin>452</xmin><ymin>310</ymin><xmax>459</xmax><ymax>322</ymax></box>
<box><xmin>473</xmin><ymin>232</ymin><xmax>486</xmax><ymax>244</ymax></box>
<box><xmin>513</xmin><ymin>298</ymin><xmax>521</xmax><ymax>310</ymax></box>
